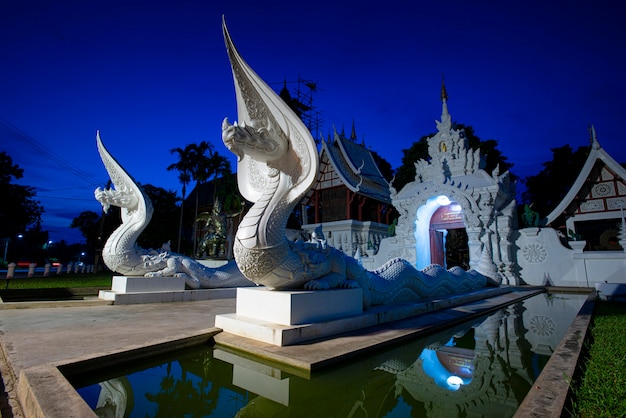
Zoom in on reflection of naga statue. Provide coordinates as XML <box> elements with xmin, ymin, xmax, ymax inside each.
<box><xmin>221</xmin><ymin>20</ymin><xmax>500</xmax><ymax>307</ymax></box>
<box><xmin>94</xmin><ymin>133</ymin><xmax>252</xmax><ymax>289</ymax></box>
<box><xmin>196</xmin><ymin>199</ymin><xmax>227</xmax><ymax>259</ymax></box>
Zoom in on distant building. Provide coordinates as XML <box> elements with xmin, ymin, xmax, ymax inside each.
<box><xmin>544</xmin><ymin>125</ymin><xmax>626</xmax><ymax>251</ymax></box>
<box><xmin>299</xmin><ymin>124</ymin><xmax>397</xmax><ymax>258</ymax></box>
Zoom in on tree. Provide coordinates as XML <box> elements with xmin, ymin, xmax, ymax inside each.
<box><xmin>137</xmin><ymin>184</ymin><xmax>180</xmax><ymax>249</ymax></box>
<box><xmin>70</xmin><ymin>205</ymin><xmax>120</xmax><ymax>263</ymax></box>
<box><xmin>391</xmin><ymin>123</ymin><xmax>513</xmax><ymax>192</ymax></box>
<box><xmin>370</xmin><ymin>150</ymin><xmax>394</xmax><ymax>182</ymax></box>
<box><xmin>188</xmin><ymin>141</ymin><xmax>214</xmax><ymax>256</ymax></box>
<box><xmin>521</xmin><ymin>144</ymin><xmax>589</xmax><ymax>220</ymax></box>
<box><xmin>206</xmin><ymin>151</ymin><xmax>232</xmax><ymax>199</ymax></box>
<box><xmin>71</xmin><ymin>184</ymin><xmax>180</xmax><ymax>261</ymax></box>
<box><xmin>167</xmin><ymin>144</ymin><xmax>195</xmax><ymax>252</ymax></box>
<box><xmin>70</xmin><ymin>211</ymin><xmax>101</xmax><ymax>250</ymax></box>
<box><xmin>392</xmin><ymin>135</ymin><xmax>430</xmax><ymax>191</ymax></box>
<box><xmin>0</xmin><ymin>151</ymin><xmax>44</xmax><ymax>239</ymax></box>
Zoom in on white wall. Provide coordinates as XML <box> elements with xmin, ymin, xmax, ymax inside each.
<box><xmin>515</xmin><ymin>227</ymin><xmax>626</xmax><ymax>287</ymax></box>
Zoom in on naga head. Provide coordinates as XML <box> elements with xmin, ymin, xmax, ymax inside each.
<box><xmin>222</xmin><ymin>117</ymin><xmax>288</xmax><ymax>163</ymax></box>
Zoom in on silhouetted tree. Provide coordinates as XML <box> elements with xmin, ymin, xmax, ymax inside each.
<box><xmin>0</xmin><ymin>151</ymin><xmax>44</xmax><ymax>239</ymax></box>
<box><xmin>206</xmin><ymin>151</ymin><xmax>232</xmax><ymax>197</ymax></box>
<box><xmin>187</xmin><ymin>141</ymin><xmax>214</xmax><ymax>256</ymax></box>
<box><xmin>521</xmin><ymin>144</ymin><xmax>589</xmax><ymax>219</ymax></box>
<box><xmin>392</xmin><ymin>135</ymin><xmax>430</xmax><ymax>191</ymax></box>
<box><xmin>70</xmin><ymin>211</ymin><xmax>101</xmax><ymax>249</ymax></box>
<box><xmin>370</xmin><ymin>150</ymin><xmax>394</xmax><ymax>182</ymax></box>
<box><xmin>137</xmin><ymin>184</ymin><xmax>180</xmax><ymax>249</ymax></box>
<box><xmin>167</xmin><ymin>144</ymin><xmax>194</xmax><ymax>252</ymax></box>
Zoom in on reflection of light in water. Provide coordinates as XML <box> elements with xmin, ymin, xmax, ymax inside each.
<box><xmin>419</xmin><ymin>338</ymin><xmax>473</xmax><ymax>391</ymax></box>
<box><xmin>446</xmin><ymin>375</ymin><xmax>464</xmax><ymax>390</ymax></box>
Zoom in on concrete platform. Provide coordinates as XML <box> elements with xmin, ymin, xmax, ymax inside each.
<box><xmin>0</xmin><ymin>286</ymin><xmax>594</xmax><ymax>418</ymax></box>
<box><xmin>217</xmin><ymin>286</ymin><xmax>512</xmax><ymax>346</ymax></box>
<box><xmin>98</xmin><ymin>276</ymin><xmax>238</xmax><ymax>304</ymax></box>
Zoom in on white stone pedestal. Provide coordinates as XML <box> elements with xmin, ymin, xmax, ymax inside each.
<box><xmin>215</xmin><ymin>286</ymin><xmax>514</xmax><ymax>347</ymax></box>
<box><xmin>98</xmin><ymin>276</ymin><xmax>237</xmax><ymax>304</ymax></box>
<box><xmin>236</xmin><ymin>287</ymin><xmax>362</xmax><ymax>325</ymax></box>
<box><xmin>215</xmin><ymin>287</ymin><xmax>363</xmax><ymax>346</ymax></box>
<box><xmin>111</xmin><ymin>276</ymin><xmax>186</xmax><ymax>292</ymax></box>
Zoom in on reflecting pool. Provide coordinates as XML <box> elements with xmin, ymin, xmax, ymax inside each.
<box><xmin>71</xmin><ymin>292</ymin><xmax>587</xmax><ymax>417</ymax></box>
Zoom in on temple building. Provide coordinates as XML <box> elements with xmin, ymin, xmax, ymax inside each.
<box><xmin>515</xmin><ymin>127</ymin><xmax>626</xmax><ymax>287</ymax></box>
<box><xmin>371</xmin><ymin>81</ymin><xmax>626</xmax><ymax>289</ymax></box>
<box><xmin>544</xmin><ymin>125</ymin><xmax>626</xmax><ymax>251</ymax></box>
<box><xmin>373</xmin><ymin>82</ymin><xmax>516</xmax><ymax>284</ymax></box>
<box><xmin>299</xmin><ymin>125</ymin><xmax>397</xmax><ymax>258</ymax></box>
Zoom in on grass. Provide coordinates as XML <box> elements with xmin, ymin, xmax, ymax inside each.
<box><xmin>2</xmin><ymin>272</ymin><xmax>113</xmax><ymax>289</ymax></box>
<box><xmin>571</xmin><ymin>301</ymin><xmax>626</xmax><ymax>417</ymax></box>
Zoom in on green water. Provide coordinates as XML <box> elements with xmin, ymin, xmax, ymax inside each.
<box><xmin>72</xmin><ymin>293</ymin><xmax>587</xmax><ymax>417</ymax></box>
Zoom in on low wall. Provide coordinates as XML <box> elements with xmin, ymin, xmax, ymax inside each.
<box><xmin>515</xmin><ymin>227</ymin><xmax>626</xmax><ymax>287</ymax></box>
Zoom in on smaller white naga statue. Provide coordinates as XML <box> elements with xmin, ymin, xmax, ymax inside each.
<box><xmin>220</xmin><ymin>20</ymin><xmax>500</xmax><ymax>308</ymax></box>
<box><xmin>94</xmin><ymin>132</ymin><xmax>252</xmax><ymax>289</ymax></box>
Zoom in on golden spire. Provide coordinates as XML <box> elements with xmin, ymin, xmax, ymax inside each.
<box><xmin>441</xmin><ymin>73</ymin><xmax>448</xmax><ymax>102</ymax></box>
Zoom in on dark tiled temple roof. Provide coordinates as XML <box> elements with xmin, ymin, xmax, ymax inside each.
<box><xmin>321</xmin><ymin>134</ymin><xmax>391</xmax><ymax>203</ymax></box>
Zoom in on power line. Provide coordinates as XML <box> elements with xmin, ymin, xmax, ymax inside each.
<box><xmin>35</xmin><ymin>194</ymin><xmax>97</xmax><ymax>202</ymax></box>
<box><xmin>0</xmin><ymin>116</ymin><xmax>103</xmax><ymax>187</ymax></box>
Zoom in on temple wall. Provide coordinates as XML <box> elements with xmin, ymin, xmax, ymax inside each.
<box><xmin>514</xmin><ymin>227</ymin><xmax>626</xmax><ymax>287</ymax></box>
<box><xmin>300</xmin><ymin>220</ymin><xmax>390</xmax><ymax>259</ymax></box>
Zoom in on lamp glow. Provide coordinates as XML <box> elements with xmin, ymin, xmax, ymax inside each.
<box><xmin>446</xmin><ymin>375</ymin><xmax>464</xmax><ymax>390</ymax></box>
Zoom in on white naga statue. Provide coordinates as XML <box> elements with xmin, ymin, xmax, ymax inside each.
<box><xmin>95</xmin><ymin>20</ymin><xmax>500</xmax><ymax>308</ymax></box>
<box><xmin>94</xmin><ymin>132</ymin><xmax>251</xmax><ymax>290</ymax></box>
<box><xmin>219</xmin><ymin>21</ymin><xmax>499</xmax><ymax>306</ymax></box>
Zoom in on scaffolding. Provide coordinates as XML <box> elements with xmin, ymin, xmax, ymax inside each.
<box><xmin>273</xmin><ymin>76</ymin><xmax>324</xmax><ymax>143</ymax></box>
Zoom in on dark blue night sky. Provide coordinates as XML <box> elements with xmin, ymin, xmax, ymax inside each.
<box><xmin>2</xmin><ymin>0</ymin><xmax>625</xmax><ymax>243</ymax></box>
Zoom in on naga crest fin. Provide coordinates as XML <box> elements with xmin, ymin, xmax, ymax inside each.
<box><xmin>96</xmin><ymin>131</ymin><xmax>152</xmax><ymax>221</ymax></box>
<box><xmin>221</xmin><ymin>17</ymin><xmax>319</xmax><ymax>203</ymax></box>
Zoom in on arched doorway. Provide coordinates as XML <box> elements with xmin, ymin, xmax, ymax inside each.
<box><xmin>429</xmin><ymin>202</ymin><xmax>468</xmax><ymax>268</ymax></box>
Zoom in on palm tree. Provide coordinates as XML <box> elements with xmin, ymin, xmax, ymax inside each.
<box><xmin>188</xmin><ymin>141</ymin><xmax>214</xmax><ymax>256</ymax></box>
<box><xmin>168</xmin><ymin>143</ymin><xmax>232</xmax><ymax>257</ymax></box>
<box><xmin>208</xmin><ymin>151</ymin><xmax>232</xmax><ymax>200</ymax></box>
<box><xmin>167</xmin><ymin>145</ymin><xmax>195</xmax><ymax>253</ymax></box>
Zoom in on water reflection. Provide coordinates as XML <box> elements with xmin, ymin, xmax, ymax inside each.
<box><xmin>74</xmin><ymin>293</ymin><xmax>587</xmax><ymax>417</ymax></box>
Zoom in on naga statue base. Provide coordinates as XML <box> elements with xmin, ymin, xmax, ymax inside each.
<box><xmin>215</xmin><ymin>286</ymin><xmax>511</xmax><ymax>346</ymax></box>
<box><xmin>99</xmin><ymin>276</ymin><xmax>238</xmax><ymax>305</ymax></box>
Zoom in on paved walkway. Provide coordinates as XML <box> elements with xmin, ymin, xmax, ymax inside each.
<box><xmin>0</xmin><ymin>288</ymin><xmax>593</xmax><ymax>418</ymax></box>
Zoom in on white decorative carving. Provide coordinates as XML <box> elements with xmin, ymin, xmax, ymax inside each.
<box><xmin>607</xmin><ymin>197</ymin><xmax>626</xmax><ymax>210</ymax></box>
<box><xmin>591</xmin><ymin>182</ymin><xmax>615</xmax><ymax>198</ymax></box>
<box><xmin>580</xmin><ymin>200</ymin><xmax>604</xmax><ymax>212</ymax></box>
<box><xmin>219</xmin><ymin>20</ymin><xmax>498</xmax><ymax>307</ymax></box>
<box><xmin>521</xmin><ymin>243</ymin><xmax>547</xmax><ymax>263</ymax></box>
<box><xmin>375</xmin><ymin>80</ymin><xmax>517</xmax><ymax>285</ymax></box>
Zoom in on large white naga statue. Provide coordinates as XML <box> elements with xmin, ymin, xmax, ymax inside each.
<box><xmin>94</xmin><ymin>20</ymin><xmax>500</xmax><ymax>308</ymax></box>
<box><xmin>220</xmin><ymin>21</ymin><xmax>500</xmax><ymax>307</ymax></box>
<box><xmin>95</xmin><ymin>132</ymin><xmax>252</xmax><ymax>289</ymax></box>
